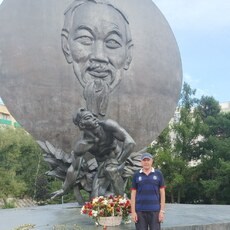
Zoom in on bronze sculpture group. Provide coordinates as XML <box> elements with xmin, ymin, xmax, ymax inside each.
<box><xmin>39</xmin><ymin>0</ymin><xmax>142</xmax><ymax>204</ymax></box>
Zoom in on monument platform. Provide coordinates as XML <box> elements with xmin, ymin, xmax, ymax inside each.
<box><xmin>1</xmin><ymin>203</ymin><xmax>230</xmax><ymax>230</ymax></box>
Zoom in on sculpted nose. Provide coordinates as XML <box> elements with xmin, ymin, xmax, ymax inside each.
<box><xmin>90</xmin><ymin>40</ymin><xmax>109</xmax><ymax>63</ymax></box>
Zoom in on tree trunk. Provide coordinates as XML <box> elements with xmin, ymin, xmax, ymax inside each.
<box><xmin>171</xmin><ymin>192</ymin><xmax>174</xmax><ymax>203</ymax></box>
<box><xmin>177</xmin><ymin>189</ymin><xmax>181</xmax><ymax>203</ymax></box>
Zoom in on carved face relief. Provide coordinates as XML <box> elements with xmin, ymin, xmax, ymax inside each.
<box><xmin>62</xmin><ymin>1</ymin><xmax>133</xmax><ymax>116</ymax></box>
<box><xmin>0</xmin><ymin>0</ymin><xmax>183</xmax><ymax>152</ymax></box>
<box><xmin>79</xmin><ymin>111</ymin><xmax>99</xmax><ymax>130</ymax></box>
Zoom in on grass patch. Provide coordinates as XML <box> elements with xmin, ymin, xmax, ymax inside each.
<box><xmin>2</xmin><ymin>200</ymin><xmax>16</xmax><ymax>209</ymax></box>
<box><xmin>11</xmin><ymin>224</ymin><xmax>35</xmax><ymax>230</ymax></box>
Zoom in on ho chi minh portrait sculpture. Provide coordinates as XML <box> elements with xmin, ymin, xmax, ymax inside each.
<box><xmin>61</xmin><ymin>0</ymin><xmax>133</xmax><ymax>117</ymax></box>
<box><xmin>0</xmin><ymin>0</ymin><xmax>183</xmax><ymax>204</ymax></box>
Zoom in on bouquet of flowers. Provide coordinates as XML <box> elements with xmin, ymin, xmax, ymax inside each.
<box><xmin>81</xmin><ymin>195</ymin><xmax>131</xmax><ymax>222</ymax></box>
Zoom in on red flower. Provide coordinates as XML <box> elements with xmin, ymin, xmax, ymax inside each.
<box><xmin>89</xmin><ymin>210</ymin><xmax>93</xmax><ymax>216</ymax></box>
<box><xmin>81</xmin><ymin>195</ymin><xmax>131</xmax><ymax>221</ymax></box>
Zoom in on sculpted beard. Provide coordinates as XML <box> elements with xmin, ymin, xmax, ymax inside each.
<box><xmin>74</xmin><ymin>60</ymin><xmax>120</xmax><ymax>116</ymax></box>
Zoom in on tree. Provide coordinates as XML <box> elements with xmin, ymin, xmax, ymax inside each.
<box><xmin>198</xmin><ymin>96</ymin><xmax>220</xmax><ymax>120</ymax></box>
<box><xmin>0</xmin><ymin>127</ymin><xmax>27</xmax><ymax>202</ymax></box>
<box><xmin>194</xmin><ymin>96</ymin><xmax>230</xmax><ymax>204</ymax></box>
<box><xmin>173</xmin><ymin>82</ymin><xmax>201</xmax><ymax>161</ymax></box>
<box><xmin>148</xmin><ymin>124</ymin><xmax>187</xmax><ymax>203</ymax></box>
<box><xmin>0</xmin><ymin>127</ymin><xmax>48</xmax><ymax>199</ymax></box>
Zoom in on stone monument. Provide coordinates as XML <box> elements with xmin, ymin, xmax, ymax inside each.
<box><xmin>0</xmin><ymin>0</ymin><xmax>182</xmax><ymax>203</ymax></box>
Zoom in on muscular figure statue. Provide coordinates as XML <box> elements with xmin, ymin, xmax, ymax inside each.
<box><xmin>51</xmin><ymin>108</ymin><xmax>135</xmax><ymax>200</ymax></box>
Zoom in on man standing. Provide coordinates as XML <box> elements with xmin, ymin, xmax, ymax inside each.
<box><xmin>131</xmin><ymin>152</ymin><xmax>166</xmax><ymax>230</ymax></box>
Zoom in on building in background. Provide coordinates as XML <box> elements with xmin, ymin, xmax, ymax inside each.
<box><xmin>0</xmin><ymin>98</ymin><xmax>20</xmax><ymax>127</ymax></box>
<box><xmin>220</xmin><ymin>101</ymin><xmax>230</xmax><ymax>113</ymax></box>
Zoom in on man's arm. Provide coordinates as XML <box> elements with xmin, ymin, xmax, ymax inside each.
<box><xmin>131</xmin><ymin>189</ymin><xmax>138</xmax><ymax>223</ymax></box>
<box><xmin>159</xmin><ymin>187</ymin><xmax>166</xmax><ymax>222</ymax></box>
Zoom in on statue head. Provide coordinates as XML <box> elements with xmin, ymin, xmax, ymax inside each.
<box><xmin>73</xmin><ymin>108</ymin><xmax>99</xmax><ymax>130</ymax></box>
<box><xmin>62</xmin><ymin>0</ymin><xmax>133</xmax><ymax>116</ymax></box>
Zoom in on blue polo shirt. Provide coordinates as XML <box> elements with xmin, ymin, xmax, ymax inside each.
<box><xmin>131</xmin><ymin>168</ymin><xmax>165</xmax><ymax>212</ymax></box>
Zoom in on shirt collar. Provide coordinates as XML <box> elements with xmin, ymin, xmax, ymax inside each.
<box><xmin>140</xmin><ymin>167</ymin><xmax>155</xmax><ymax>173</ymax></box>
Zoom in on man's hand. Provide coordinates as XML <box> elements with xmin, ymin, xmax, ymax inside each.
<box><xmin>131</xmin><ymin>211</ymin><xmax>138</xmax><ymax>223</ymax></box>
<box><xmin>159</xmin><ymin>211</ymin><xmax>165</xmax><ymax>223</ymax></box>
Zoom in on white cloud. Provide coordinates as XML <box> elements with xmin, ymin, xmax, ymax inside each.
<box><xmin>153</xmin><ymin>0</ymin><xmax>230</xmax><ymax>31</ymax></box>
<box><xmin>183</xmin><ymin>73</ymin><xmax>199</xmax><ymax>85</ymax></box>
<box><xmin>183</xmin><ymin>73</ymin><xmax>212</xmax><ymax>99</ymax></box>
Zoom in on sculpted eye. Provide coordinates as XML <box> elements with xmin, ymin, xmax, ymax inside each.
<box><xmin>74</xmin><ymin>36</ymin><xmax>93</xmax><ymax>45</ymax></box>
<box><xmin>84</xmin><ymin>115</ymin><xmax>93</xmax><ymax>120</ymax></box>
<box><xmin>105</xmin><ymin>39</ymin><xmax>122</xmax><ymax>49</ymax></box>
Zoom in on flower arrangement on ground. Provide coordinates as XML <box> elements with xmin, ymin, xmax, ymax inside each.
<box><xmin>81</xmin><ymin>195</ymin><xmax>131</xmax><ymax>223</ymax></box>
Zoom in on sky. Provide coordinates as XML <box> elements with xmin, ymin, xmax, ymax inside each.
<box><xmin>0</xmin><ymin>0</ymin><xmax>229</xmax><ymax>103</ymax></box>
<box><xmin>153</xmin><ymin>0</ymin><xmax>230</xmax><ymax>103</ymax></box>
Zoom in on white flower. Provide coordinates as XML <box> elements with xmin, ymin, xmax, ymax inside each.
<box><xmin>119</xmin><ymin>198</ymin><xmax>126</xmax><ymax>204</ymax></box>
<box><xmin>92</xmin><ymin>197</ymin><xmax>99</xmax><ymax>204</ymax></box>
<box><xmin>92</xmin><ymin>210</ymin><xmax>98</xmax><ymax>217</ymax></box>
<box><xmin>80</xmin><ymin>206</ymin><xmax>85</xmax><ymax>214</ymax></box>
<box><xmin>102</xmin><ymin>199</ymin><xmax>108</xmax><ymax>205</ymax></box>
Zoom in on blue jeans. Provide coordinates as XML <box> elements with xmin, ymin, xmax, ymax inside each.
<box><xmin>135</xmin><ymin>211</ymin><xmax>160</xmax><ymax>230</ymax></box>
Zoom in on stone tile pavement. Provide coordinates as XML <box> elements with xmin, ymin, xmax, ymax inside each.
<box><xmin>0</xmin><ymin>203</ymin><xmax>230</xmax><ymax>230</ymax></box>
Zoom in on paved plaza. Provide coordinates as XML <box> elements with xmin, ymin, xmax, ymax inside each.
<box><xmin>1</xmin><ymin>203</ymin><xmax>230</xmax><ymax>230</ymax></box>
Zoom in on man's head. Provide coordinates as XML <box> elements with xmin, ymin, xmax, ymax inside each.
<box><xmin>141</xmin><ymin>152</ymin><xmax>153</xmax><ymax>170</ymax></box>
<box><xmin>73</xmin><ymin>108</ymin><xmax>99</xmax><ymax>130</ymax></box>
<box><xmin>61</xmin><ymin>0</ymin><xmax>133</xmax><ymax>91</ymax></box>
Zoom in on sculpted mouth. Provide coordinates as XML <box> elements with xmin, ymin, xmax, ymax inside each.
<box><xmin>93</xmin><ymin>121</ymin><xmax>99</xmax><ymax>128</ymax></box>
<box><xmin>88</xmin><ymin>70</ymin><xmax>110</xmax><ymax>78</ymax></box>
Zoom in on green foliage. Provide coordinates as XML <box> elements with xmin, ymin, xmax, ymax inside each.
<box><xmin>198</xmin><ymin>96</ymin><xmax>220</xmax><ymax>120</ymax></box>
<box><xmin>34</xmin><ymin>175</ymin><xmax>49</xmax><ymax>201</ymax></box>
<box><xmin>62</xmin><ymin>190</ymin><xmax>78</xmax><ymax>203</ymax></box>
<box><xmin>173</xmin><ymin>83</ymin><xmax>202</xmax><ymax>161</ymax></box>
<box><xmin>200</xmin><ymin>179</ymin><xmax>220</xmax><ymax>203</ymax></box>
<box><xmin>124</xmin><ymin>177</ymin><xmax>133</xmax><ymax>197</ymax></box>
<box><xmin>150</xmin><ymin>83</ymin><xmax>230</xmax><ymax>205</ymax></box>
<box><xmin>2</xmin><ymin>199</ymin><xmax>16</xmax><ymax>209</ymax></box>
<box><xmin>0</xmin><ymin>169</ymin><xmax>27</xmax><ymax>197</ymax></box>
<box><xmin>0</xmin><ymin>127</ymin><xmax>49</xmax><ymax>200</ymax></box>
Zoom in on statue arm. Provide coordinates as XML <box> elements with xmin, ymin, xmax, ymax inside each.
<box><xmin>117</xmin><ymin>132</ymin><xmax>136</xmax><ymax>164</ymax></box>
<box><xmin>73</xmin><ymin>139</ymin><xmax>95</xmax><ymax>157</ymax></box>
<box><xmin>102</xmin><ymin>119</ymin><xmax>136</xmax><ymax>164</ymax></box>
